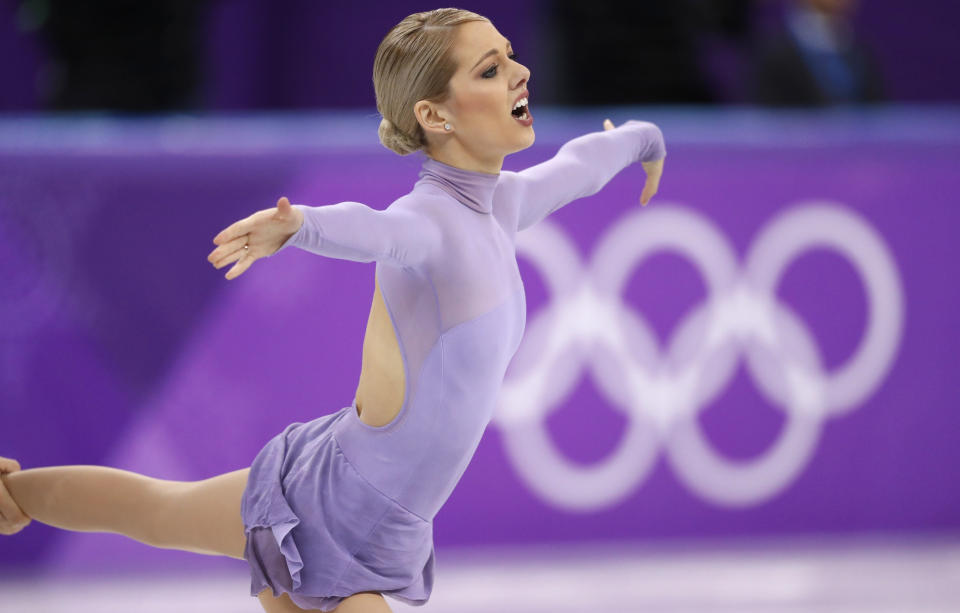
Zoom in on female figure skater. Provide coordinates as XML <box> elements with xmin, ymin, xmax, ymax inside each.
<box><xmin>0</xmin><ymin>8</ymin><xmax>664</xmax><ymax>612</ymax></box>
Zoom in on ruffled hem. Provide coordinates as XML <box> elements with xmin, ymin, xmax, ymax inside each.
<box><xmin>243</xmin><ymin>454</ymin><xmax>305</xmax><ymax>592</ymax></box>
<box><xmin>242</xmin><ymin>424</ymin><xmax>310</xmax><ymax>596</ymax></box>
<box><xmin>244</xmin><ymin>523</ymin><xmax>349</xmax><ymax>612</ymax></box>
<box><xmin>244</xmin><ymin>519</ymin><xmax>304</xmax><ymax>596</ymax></box>
<box><xmin>270</xmin><ymin>516</ymin><xmax>304</xmax><ymax>592</ymax></box>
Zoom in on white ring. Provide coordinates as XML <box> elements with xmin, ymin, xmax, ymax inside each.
<box><xmin>495</xmin><ymin>200</ymin><xmax>905</xmax><ymax>510</ymax></box>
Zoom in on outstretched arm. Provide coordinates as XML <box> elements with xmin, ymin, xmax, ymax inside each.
<box><xmin>276</xmin><ymin>201</ymin><xmax>440</xmax><ymax>267</ymax></box>
<box><xmin>497</xmin><ymin>119</ymin><xmax>666</xmax><ymax>232</ymax></box>
<box><xmin>208</xmin><ymin>197</ymin><xmax>440</xmax><ymax>279</ymax></box>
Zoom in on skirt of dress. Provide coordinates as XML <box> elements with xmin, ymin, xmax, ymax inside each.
<box><xmin>241</xmin><ymin>404</ymin><xmax>436</xmax><ymax>611</ymax></box>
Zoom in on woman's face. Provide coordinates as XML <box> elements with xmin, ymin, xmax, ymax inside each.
<box><xmin>421</xmin><ymin>20</ymin><xmax>534</xmax><ymax>164</ymax></box>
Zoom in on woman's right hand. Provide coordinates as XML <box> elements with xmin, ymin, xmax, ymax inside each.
<box><xmin>208</xmin><ymin>196</ymin><xmax>304</xmax><ymax>280</ymax></box>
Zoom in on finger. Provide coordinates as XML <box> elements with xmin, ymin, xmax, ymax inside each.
<box><xmin>0</xmin><ymin>457</ymin><xmax>20</xmax><ymax>474</ymax></box>
<box><xmin>277</xmin><ymin>196</ymin><xmax>291</xmax><ymax>210</ymax></box>
<box><xmin>603</xmin><ymin>118</ymin><xmax>615</xmax><ymax>131</ymax></box>
<box><xmin>225</xmin><ymin>252</ymin><xmax>255</xmax><ymax>280</ymax></box>
<box><xmin>640</xmin><ymin>182</ymin><xmax>658</xmax><ymax>207</ymax></box>
<box><xmin>208</xmin><ymin>235</ymin><xmax>246</xmax><ymax>264</ymax></box>
<box><xmin>213</xmin><ymin>245</ymin><xmax>249</xmax><ymax>269</ymax></box>
<box><xmin>208</xmin><ymin>235</ymin><xmax>248</xmax><ymax>265</ymax></box>
<box><xmin>213</xmin><ymin>217</ymin><xmax>253</xmax><ymax>245</ymax></box>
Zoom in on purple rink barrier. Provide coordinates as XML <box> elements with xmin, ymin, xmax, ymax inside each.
<box><xmin>0</xmin><ymin>106</ymin><xmax>958</xmax><ymax>576</ymax></box>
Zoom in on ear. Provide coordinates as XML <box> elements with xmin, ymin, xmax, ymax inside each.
<box><xmin>414</xmin><ymin>99</ymin><xmax>451</xmax><ymax>137</ymax></box>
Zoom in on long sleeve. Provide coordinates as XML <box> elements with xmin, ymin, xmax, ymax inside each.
<box><xmin>274</xmin><ymin>201</ymin><xmax>441</xmax><ymax>268</ymax></box>
<box><xmin>496</xmin><ymin>119</ymin><xmax>666</xmax><ymax>232</ymax></box>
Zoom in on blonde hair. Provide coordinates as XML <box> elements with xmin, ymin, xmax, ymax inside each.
<box><xmin>374</xmin><ymin>8</ymin><xmax>489</xmax><ymax>156</ymax></box>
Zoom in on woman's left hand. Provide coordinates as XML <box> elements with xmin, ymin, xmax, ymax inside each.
<box><xmin>604</xmin><ymin>118</ymin><xmax>664</xmax><ymax>207</ymax></box>
<box><xmin>0</xmin><ymin>456</ymin><xmax>31</xmax><ymax>536</ymax></box>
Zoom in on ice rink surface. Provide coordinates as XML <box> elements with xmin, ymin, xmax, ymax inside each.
<box><xmin>3</xmin><ymin>536</ymin><xmax>959</xmax><ymax>613</ymax></box>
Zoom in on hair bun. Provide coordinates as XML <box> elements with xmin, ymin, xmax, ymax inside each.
<box><xmin>378</xmin><ymin>117</ymin><xmax>421</xmax><ymax>156</ymax></box>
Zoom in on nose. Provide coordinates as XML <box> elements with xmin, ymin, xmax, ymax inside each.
<box><xmin>514</xmin><ymin>67</ymin><xmax>530</xmax><ymax>90</ymax></box>
<box><xmin>511</xmin><ymin>58</ymin><xmax>530</xmax><ymax>88</ymax></box>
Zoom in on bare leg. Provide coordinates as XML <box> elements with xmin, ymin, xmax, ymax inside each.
<box><xmin>1</xmin><ymin>464</ymin><xmax>250</xmax><ymax>560</ymax></box>
<box><xmin>256</xmin><ymin>588</ymin><xmax>392</xmax><ymax>613</ymax></box>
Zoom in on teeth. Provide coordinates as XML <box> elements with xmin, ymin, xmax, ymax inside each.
<box><xmin>512</xmin><ymin>97</ymin><xmax>528</xmax><ymax>111</ymax></box>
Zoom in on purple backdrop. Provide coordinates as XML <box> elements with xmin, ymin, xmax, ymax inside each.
<box><xmin>0</xmin><ymin>107</ymin><xmax>958</xmax><ymax>577</ymax></box>
<box><xmin>0</xmin><ymin>0</ymin><xmax>958</xmax><ymax>111</ymax></box>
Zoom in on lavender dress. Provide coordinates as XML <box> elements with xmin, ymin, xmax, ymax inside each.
<box><xmin>239</xmin><ymin>120</ymin><xmax>666</xmax><ymax>610</ymax></box>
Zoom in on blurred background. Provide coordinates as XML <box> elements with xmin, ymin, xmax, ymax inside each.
<box><xmin>2</xmin><ymin>0</ymin><xmax>959</xmax><ymax>110</ymax></box>
<box><xmin>1</xmin><ymin>1</ymin><xmax>958</xmax><ymax>612</ymax></box>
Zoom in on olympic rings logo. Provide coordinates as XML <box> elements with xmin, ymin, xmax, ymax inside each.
<box><xmin>493</xmin><ymin>202</ymin><xmax>905</xmax><ymax>510</ymax></box>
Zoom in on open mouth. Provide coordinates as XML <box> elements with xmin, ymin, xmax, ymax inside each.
<box><xmin>511</xmin><ymin>97</ymin><xmax>529</xmax><ymax>121</ymax></box>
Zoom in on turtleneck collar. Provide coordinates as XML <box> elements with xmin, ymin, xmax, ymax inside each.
<box><xmin>416</xmin><ymin>155</ymin><xmax>499</xmax><ymax>215</ymax></box>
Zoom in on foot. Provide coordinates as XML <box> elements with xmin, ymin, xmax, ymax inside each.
<box><xmin>0</xmin><ymin>456</ymin><xmax>32</xmax><ymax>536</ymax></box>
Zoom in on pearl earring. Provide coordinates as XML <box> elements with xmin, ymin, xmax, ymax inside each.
<box><xmin>444</xmin><ymin>123</ymin><xmax>451</xmax><ymax>131</ymax></box>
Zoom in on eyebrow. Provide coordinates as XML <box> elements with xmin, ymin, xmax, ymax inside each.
<box><xmin>471</xmin><ymin>40</ymin><xmax>512</xmax><ymax>71</ymax></box>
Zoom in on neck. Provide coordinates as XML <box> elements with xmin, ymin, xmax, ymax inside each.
<box><xmin>416</xmin><ymin>154</ymin><xmax>499</xmax><ymax>215</ymax></box>
<box><xmin>426</xmin><ymin>141</ymin><xmax>503</xmax><ymax>175</ymax></box>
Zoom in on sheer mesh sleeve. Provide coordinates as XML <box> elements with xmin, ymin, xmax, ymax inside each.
<box><xmin>274</xmin><ymin>202</ymin><xmax>441</xmax><ymax>268</ymax></box>
<box><xmin>496</xmin><ymin>120</ymin><xmax>666</xmax><ymax>232</ymax></box>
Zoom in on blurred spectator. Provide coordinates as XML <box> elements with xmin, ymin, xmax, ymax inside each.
<box><xmin>26</xmin><ymin>0</ymin><xmax>208</xmax><ymax>112</ymax></box>
<box><xmin>548</xmin><ymin>0</ymin><xmax>753</xmax><ymax>105</ymax></box>
<box><xmin>748</xmin><ymin>0</ymin><xmax>885</xmax><ymax>106</ymax></box>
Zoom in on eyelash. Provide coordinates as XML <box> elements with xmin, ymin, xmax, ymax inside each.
<box><xmin>482</xmin><ymin>53</ymin><xmax>518</xmax><ymax>79</ymax></box>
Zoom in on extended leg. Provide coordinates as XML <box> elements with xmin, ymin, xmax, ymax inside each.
<box><xmin>1</xmin><ymin>464</ymin><xmax>250</xmax><ymax>560</ymax></box>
